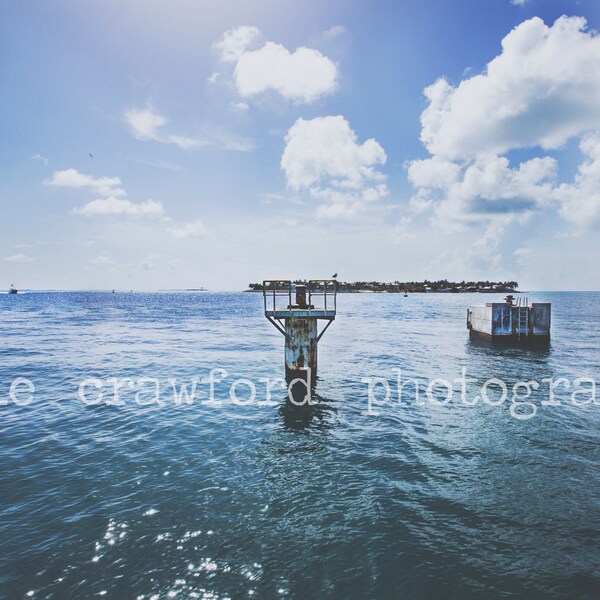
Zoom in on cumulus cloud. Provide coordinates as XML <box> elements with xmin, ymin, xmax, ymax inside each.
<box><xmin>556</xmin><ymin>133</ymin><xmax>600</xmax><ymax>229</ymax></box>
<box><xmin>4</xmin><ymin>253</ymin><xmax>34</xmax><ymax>263</ymax></box>
<box><xmin>215</xmin><ymin>26</ymin><xmax>261</xmax><ymax>63</ymax></box>
<box><xmin>408</xmin><ymin>16</ymin><xmax>600</xmax><ymax>232</ymax></box>
<box><xmin>215</xmin><ymin>27</ymin><xmax>337</xmax><ymax>103</ymax></box>
<box><xmin>421</xmin><ymin>16</ymin><xmax>600</xmax><ymax>159</ymax></box>
<box><xmin>168</xmin><ymin>219</ymin><xmax>207</xmax><ymax>239</ymax></box>
<box><xmin>281</xmin><ymin>116</ymin><xmax>387</xmax><ymax>218</ymax></box>
<box><xmin>408</xmin><ymin>154</ymin><xmax>557</xmax><ymax>225</ymax></box>
<box><xmin>44</xmin><ymin>168</ymin><xmax>125</xmax><ymax>197</ymax></box>
<box><xmin>124</xmin><ymin>107</ymin><xmax>200</xmax><ymax>149</ymax></box>
<box><xmin>45</xmin><ymin>168</ymin><xmax>164</xmax><ymax>218</ymax></box>
<box><xmin>467</xmin><ymin>223</ymin><xmax>505</xmax><ymax>270</ymax></box>
<box><xmin>235</xmin><ymin>43</ymin><xmax>337</xmax><ymax>103</ymax></box>
<box><xmin>74</xmin><ymin>197</ymin><xmax>165</xmax><ymax>217</ymax></box>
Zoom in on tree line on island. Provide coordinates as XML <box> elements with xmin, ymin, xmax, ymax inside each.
<box><xmin>247</xmin><ymin>280</ymin><xmax>519</xmax><ymax>293</ymax></box>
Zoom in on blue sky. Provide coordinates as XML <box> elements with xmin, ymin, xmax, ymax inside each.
<box><xmin>2</xmin><ymin>0</ymin><xmax>600</xmax><ymax>290</ymax></box>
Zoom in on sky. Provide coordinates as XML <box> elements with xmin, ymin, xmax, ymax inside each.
<box><xmin>2</xmin><ymin>0</ymin><xmax>600</xmax><ymax>291</ymax></box>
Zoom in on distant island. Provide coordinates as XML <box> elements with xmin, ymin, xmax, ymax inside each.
<box><xmin>247</xmin><ymin>280</ymin><xmax>519</xmax><ymax>293</ymax></box>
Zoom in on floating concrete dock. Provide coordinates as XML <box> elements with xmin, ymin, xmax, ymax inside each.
<box><xmin>263</xmin><ymin>280</ymin><xmax>337</xmax><ymax>382</ymax></box>
<box><xmin>467</xmin><ymin>295</ymin><xmax>550</xmax><ymax>343</ymax></box>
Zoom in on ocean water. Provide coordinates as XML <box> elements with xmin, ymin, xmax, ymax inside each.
<box><xmin>0</xmin><ymin>291</ymin><xmax>599</xmax><ymax>599</ymax></box>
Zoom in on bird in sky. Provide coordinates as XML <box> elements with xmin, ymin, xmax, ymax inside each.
<box><xmin>332</xmin><ymin>273</ymin><xmax>337</xmax><ymax>278</ymax></box>
<box><xmin>88</xmin><ymin>153</ymin><xmax>94</xmax><ymax>158</ymax></box>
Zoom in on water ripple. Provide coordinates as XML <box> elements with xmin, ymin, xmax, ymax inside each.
<box><xmin>0</xmin><ymin>291</ymin><xmax>599</xmax><ymax>598</ymax></box>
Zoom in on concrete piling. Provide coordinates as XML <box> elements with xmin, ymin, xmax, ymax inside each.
<box><xmin>467</xmin><ymin>295</ymin><xmax>551</xmax><ymax>344</ymax></box>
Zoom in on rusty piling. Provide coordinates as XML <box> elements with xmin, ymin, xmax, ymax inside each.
<box><xmin>263</xmin><ymin>280</ymin><xmax>337</xmax><ymax>383</ymax></box>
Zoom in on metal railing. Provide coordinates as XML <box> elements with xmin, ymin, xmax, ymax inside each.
<box><xmin>262</xmin><ymin>279</ymin><xmax>337</xmax><ymax>314</ymax></box>
<box><xmin>308</xmin><ymin>279</ymin><xmax>337</xmax><ymax>313</ymax></box>
<box><xmin>262</xmin><ymin>280</ymin><xmax>292</xmax><ymax>313</ymax></box>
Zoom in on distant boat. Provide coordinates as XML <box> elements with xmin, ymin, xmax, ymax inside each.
<box><xmin>8</xmin><ymin>284</ymin><xmax>18</xmax><ymax>294</ymax></box>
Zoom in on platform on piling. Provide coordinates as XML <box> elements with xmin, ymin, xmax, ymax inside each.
<box><xmin>265</xmin><ymin>308</ymin><xmax>336</xmax><ymax>319</ymax></box>
<box><xmin>262</xmin><ymin>279</ymin><xmax>337</xmax><ymax>321</ymax></box>
<box><xmin>263</xmin><ymin>279</ymin><xmax>338</xmax><ymax>383</ymax></box>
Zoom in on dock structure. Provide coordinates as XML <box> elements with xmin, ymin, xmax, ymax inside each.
<box><xmin>263</xmin><ymin>280</ymin><xmax>337</xmax><ymax>381</ymax></box>
<box><xmin>467</xmin><ymin>295</ymin><xmax>551</xmax><ymax>343</ymax></box>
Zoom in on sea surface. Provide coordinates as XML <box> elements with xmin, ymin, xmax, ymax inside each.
<box><xmin>0</xmin><ymin>291</ymin><xmax>599</xmax><ymax>599</ymax></box>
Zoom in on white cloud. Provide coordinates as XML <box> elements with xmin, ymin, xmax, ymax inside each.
<box><xmin>388</xmin><ymin>217</ymin><xmax>416</xmax><ymax>243</ymax></box>
<box><xmin>45</xmin><ymin>168</ymin><xmax>166</xmax><ymax>219</ymax></box>
<box><xmin>210</xmin><ymin>130</ymin><xmax>255</xmax><ymax>152</ymax></box>
<box><xmin>467</xmin><ymin>223</ymin><xmax>505</xmax><ymax>270</ymax></box>
<box><xmin>168</xmin><ymin>219</ymin><xmax>207</xmax><ymax>239</ymax></box>
<box><xmin>420</xmin><ymin>16</ymin><xmax>600</xmax><ymax>159</ymax></box>
<box><xmin>124</xmin><ymin>107</ymin><xmax>200</xmax><ymax>149</ymax></box>
<box><xmin>30</xmin><ymin>153</ymin><xmax>48</xmax><ymax>165</ymax></box>
<box><xmin>424</xmin><ymin>220</ymin><xmax>511</xmax><ymax>277</ymax></box>
<box><xmin>282</xmin><ymin>116</ymin><xmax>386</xmax><ymax>189</ymax></box>
<box><xmin>44</xmin><ymin>168</ymin><xmax>125</xmax><ymax>197</ymax></box>
<box><xmin>556</xmin><ymin>133</ymin><xmax>600</xmax><ymax>229</ymax></box>
<box><xmin>125</xmin><ymin>107</ymin><xmax>165</xmax><ymax>140</ymax></box>
<box><xmin>235</xmin><ymin>43</ymin><xmax>337</xmax><ymax>103</ymax></box>
<box><xmin>406</xmin><ymin>156</ymin><xmax>460</xmax><ymax>190</ymax></box>
<box><xmin>124</xmin><ymin>106</ymin><xmax>254</xmax><ymax>152</ymax></box>
<box><xmin>281</xmin><ymin>116</ymin><xmax>387</xmax><ymax>218</ymax></box>
<box><xmin>215</xmin><ymin>27</ymin><xmax>337</xmax><ymax>104</ymax></box>
<box><xmin>408</xmin><ymin>15</ymin><xmax>600</xmax><ymax>233</ymax></box>
<box><xmin>73</xmin><ymin>197</ymin><xmax>165</xmax><ymax>217</ymax></box>
<box><xmin>323</xmin><ymin>25</ymin><xmax>346</xmax><ymax>39</ymax></box>
<box><xmin>513</xmin><ymin>246</ymin><xmax>531</xmax><ymax>267</ymax></box>
<box><xmin>511</xmin><ymin>0</ymin><xmax>528</xmax><ymax>5</ymax></box>
<box><xmin>230</xmin><ymin>101</ymin><xmax>249</xmax><ymax>112</ymax></box>
<box><xmin>4</xmin><ymin>253</ymin><xmax>33</xmax><ymax>263</ymax></box>
<box><xmin>408</xmin><ymin>154</ymin><xmax>557</xmax><ymax>226</ymax></box>
<box><xmin>215</xmin><ymin>26</ymin><xmax>261</xmax><ymax>63</ymax></box>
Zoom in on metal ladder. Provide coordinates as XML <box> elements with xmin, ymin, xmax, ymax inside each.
<box><xmin>517</xmin><ymin>307</ymin><xmax>528</xmax><ymax>337</ymax></box>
